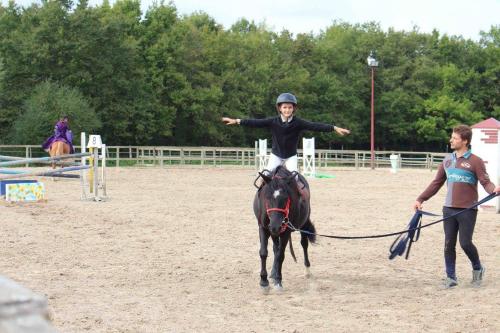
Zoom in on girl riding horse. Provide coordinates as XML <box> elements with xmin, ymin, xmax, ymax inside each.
<box><xmin>42</xmin><ymin>116</ymin><xmax>74</xmax><ymax>168</ymax></box>
<box><xmin>222</xmin><ymin>92</ymin><xmax>350</xmax><ymax>198</ymax></box>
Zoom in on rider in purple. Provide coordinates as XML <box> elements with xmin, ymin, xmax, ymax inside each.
<box><xmin>42</xmin><ymin>116</ymin><xmax>74</xmax><ymax>153</ymax></box>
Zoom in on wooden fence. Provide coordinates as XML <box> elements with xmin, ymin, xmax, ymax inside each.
<box><xmin>0</xmin><ymin>145</ymin><xmax>447</xmax><ymax>170</ymax></box>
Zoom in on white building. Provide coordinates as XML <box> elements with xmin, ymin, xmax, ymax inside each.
<box><xmin>471</xmin><ymin>118</ymin><xmax>500</xmax><ymax>212</ymax></box>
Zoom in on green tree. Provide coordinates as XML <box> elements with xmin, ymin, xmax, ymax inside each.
<box><xmin>11</xmin><ymin>80</ymin><xmax>100</xmax><ymax>145</ymax></box>
<box><xmin>1</xmin><ymin>1</ymin><xmax>498</xmax><ymax>150</ymax></box>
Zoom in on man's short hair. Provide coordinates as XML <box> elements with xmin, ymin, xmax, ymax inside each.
<box><xmin>453</xmin><ymin>124</ymin><xmax>472</xmax><ymax>146</ymax></box>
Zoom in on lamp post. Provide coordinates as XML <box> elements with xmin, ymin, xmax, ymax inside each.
<box><xmin>367</xmin><ymin>51</ymin><xmax>378</xmax><ymax>170</ymax></box>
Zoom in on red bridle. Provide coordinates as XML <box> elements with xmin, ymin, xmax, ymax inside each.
<box><xmin>265</xmin><ymin>197</ymin><xmax>291</xmax><ymax>234</ymax></box>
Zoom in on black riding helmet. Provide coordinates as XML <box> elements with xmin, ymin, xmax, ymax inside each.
<box><xmin>275</xmin><ymin>93</ymin><xmax>297</xmax><ymax>114</ymax></box>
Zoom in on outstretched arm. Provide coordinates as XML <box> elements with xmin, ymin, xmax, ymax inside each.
<box><xmin>222</xmin><ymin>117</ymin><xmax>240</xmax><ymax>125</ymax></box>
<box><xmin>299</xmin><ymin>119</ymin><xmax>351</xmax><ymax>136</ymax></box>
<box><xmin>222</xmin><ymin>117</ymin><xmax>273</xmax><ymax>128</ymax></box>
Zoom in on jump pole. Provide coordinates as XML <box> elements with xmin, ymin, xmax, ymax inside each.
<box><xmin>255</xmin><ymin>139</ymin><xmax>268</xmax><ymax>172</ymax></box>
<box><xmin>100</xmin><ymin>144</ymin><xmax>107</xmax><ymax>197</ymax></box>
<box><xmin>0</xmin><ymin>153</ymin><xmax>90</xmax><ymax>167</ymax></box>
<box><xmin>302</xmin><ymin>137</ymin><xmax>316</xmax><ymax>178</ymax></box>
<box><xmin>0</xmin><ymin>155</ymin><xmax>79</xmax><ymax>166</ymax></box>
<box><xmin>93</xmin><ymin>147</ymin><xmax>99</xmax><ymax>200</ymax></box>
<box><xmin>0</xmin><ymin>168</ymin><xmax>80</xmax><ymax>178</ymax></box>
<box><xmin>0</xmin><ymin>165</ymin><xmax>91</xmax><ymax>180</ymax></box>
<box><xmin>87</xmin><ymin>134</ymin><xmax>103</xmax><ymax>201</ymax></box>
<box><xmin>80</xmin><ymin>132</ymin><xmax>88</xmax><ymax>200</ymax></box>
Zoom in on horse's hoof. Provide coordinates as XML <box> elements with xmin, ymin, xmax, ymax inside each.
<box><xmin>305</xmin><ymin>267</ymin><xmax>313</xmax><ymax>278</ymax></box>
<box><xmin>261</xmin><ymin>285</ymin><xmax>270</xmax><ymax>294</ymax></box>
<box><xmin>273</xmin><ymin>283</ymin><xmax>284</xmax><ymax>293</ymax></box>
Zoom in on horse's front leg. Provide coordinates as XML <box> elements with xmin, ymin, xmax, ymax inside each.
<box><xmin>259</xmin><ymin>226</ymin><xmax>270</xmax><ymax>291</ymax></box>
<box><xmin>272</xmin><ymin>233</ymin><xmax>290</xmax><ymax>291</ymax></box>
<box><xmin>270</xmin><ymin>235</ymin><xmax>279</xmax><ymax>281</ymax></box>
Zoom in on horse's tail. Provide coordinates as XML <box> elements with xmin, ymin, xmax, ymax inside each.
<box><xmin>302</xmin><ymin>219</ymin><xmax>317</xmax><ymax>244</ymax></box>
<box><xmin>288</xmin><ymin>236</ymin><xmax>297</xmax><ymax>263</ymax></box>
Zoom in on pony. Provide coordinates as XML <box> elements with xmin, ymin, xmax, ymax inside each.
<box><xmin>253</xmin><ymin>165</ymin><xmax>317</xmax><ymax>292</ymax></box>
<box><xmin>48</xmin><ymin>140</ymin><xmax>71</xmax><ymax>169</ymax></box>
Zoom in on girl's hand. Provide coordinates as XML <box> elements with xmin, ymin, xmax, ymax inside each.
<box><xmin>334</xmin><ymin>127</ymin><xmax>351</xmax><ymax>136</ymax></box>
<box><xmin>222</xmin><ymin>117</ymin><xmax>238</xmax><ymax>125</ymax></box>
<box><xmin>222</xmin><ymin>117</ymin><xmax>235</xmax><ymax>125</ymax></box>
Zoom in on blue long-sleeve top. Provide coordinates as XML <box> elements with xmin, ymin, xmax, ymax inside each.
<box><xmin>241</xmin><ymin>116</ymin><xmax>334</xmax><ymax>159</ymax></box>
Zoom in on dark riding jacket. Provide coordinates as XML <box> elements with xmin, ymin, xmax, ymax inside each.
<box><xmin>241</xmin><ymin>116</ymin><xmax>334</xmax><ymax>159</ymax></box>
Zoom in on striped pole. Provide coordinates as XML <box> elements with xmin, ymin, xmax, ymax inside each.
<box><xmin>0</xmin><ymin>168</ymin><xmax>80</xmax><ymax>178</ymax></box>
<box><xmin>93</xmin><ymin>147</ymin><xmax>99</xmax><ymax>201</ymax></box>
<box><xmin>100</xmin><ymin>144</ymin><xmax>107</xmax><ymax>197</ymax></box>
<box><xmin>0</xmin><ymin>153</ymin><xmax>91</xmax><ymax>167</ymax></box>
<box><xmin>81</xmin><ymin>132</ymin><xmax>88</xmax><ymax>200</ymax></box>
<box><xmin>0</xmin><ymin>155</ymin><xmax>80</xmax><ymax>166</ymax></box>
<box><xmin>0</xmin><ymin>165</ymin><xmax>90</xmax><ymax>180</ymax></box>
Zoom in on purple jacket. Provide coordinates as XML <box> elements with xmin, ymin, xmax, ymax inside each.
<box><xmin>42</xmin><ymin>120</ymin><xmax>74</xmax><ymax>153</ymax></box>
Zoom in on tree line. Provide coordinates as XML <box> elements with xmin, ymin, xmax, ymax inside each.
<box><xmin>0</xmin><ymin>0</ymin><xmax>498</xmax><ymax>151</ymax></box>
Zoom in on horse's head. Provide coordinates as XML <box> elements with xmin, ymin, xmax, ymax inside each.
<box><xmin>258</xmin><ymin>167</ymin><xmax>298</xmax><ymax>236</ymax></box>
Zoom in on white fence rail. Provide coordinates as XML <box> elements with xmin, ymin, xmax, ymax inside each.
<box><xmin>0</xmin><ymin>145</ymin><xmax>447</xmax><ymax>170</ymax></box>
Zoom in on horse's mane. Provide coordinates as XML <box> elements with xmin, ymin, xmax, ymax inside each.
<box><xmin>265</xmin><ymin>165</ymin><xmax>295</xmax><ymax>193</ymax></box>
<box><xmin>272</xmin><ymin>165</ymin><xmax>293</xmax><ymax>178</ymax></box>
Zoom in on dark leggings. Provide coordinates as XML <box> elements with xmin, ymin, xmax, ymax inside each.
<box><xmin>443</xmin><ymin>207</ymin><xmax>481</xmax><ymax>279</ymax></box>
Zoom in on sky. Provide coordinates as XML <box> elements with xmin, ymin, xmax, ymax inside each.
<box><xmin>3</xmin><ymin>0</ymin><xmax>500</xmax><ymax>40</ymax></box>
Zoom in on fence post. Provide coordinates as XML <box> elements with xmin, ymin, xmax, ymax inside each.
<box><xmin>116</xmin><ymin>147</ymin><xmax>120</xmax><ymax>167</ymax></box>
<box><xmin>25</xmin><ymin>146</ymin><xmax>29</xmax><ymax>168</ymax></box>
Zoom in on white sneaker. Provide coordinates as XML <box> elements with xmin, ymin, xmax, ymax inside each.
<box><xmin>444</xmin><ymin>277</ymin><xmax>458</xmax><ymax>289</ymax></box>
<box><xmin>471</xmin><ymin>266</ymin><xmax>485</xmax><ymax>287</ymax></box>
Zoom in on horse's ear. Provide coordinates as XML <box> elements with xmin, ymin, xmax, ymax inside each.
<box><xmin>258</xmin><ymin>172</ymin><xmax>272</xmax><ymax>184</ymax></box>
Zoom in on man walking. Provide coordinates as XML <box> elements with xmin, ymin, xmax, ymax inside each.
<box><xmin>413</xmin><ymin>125</ymin><xmax>500</xmax><ymax>288</ymax></box>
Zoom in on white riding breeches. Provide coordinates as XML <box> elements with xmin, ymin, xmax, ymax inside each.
<box><xmin>264</xmin><ymin>153</ymin><xmax>298</xmax><ymax>174</ymax></box>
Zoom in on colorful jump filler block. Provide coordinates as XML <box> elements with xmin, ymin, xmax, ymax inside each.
<box><xmin>5</xmin><ymin>182</ymin><xmax>45</xmax><ymax>202</ymax></box>
<box><xmin>0</xmin><ymin>179</ymin><xmax>37</xmax><ymax>197</ymax></box>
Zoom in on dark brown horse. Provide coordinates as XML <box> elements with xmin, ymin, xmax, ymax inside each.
<box><xmin>253</xmin><ymin>165</ymin><xmax>316</xmax><ymax>292</ymax></box>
